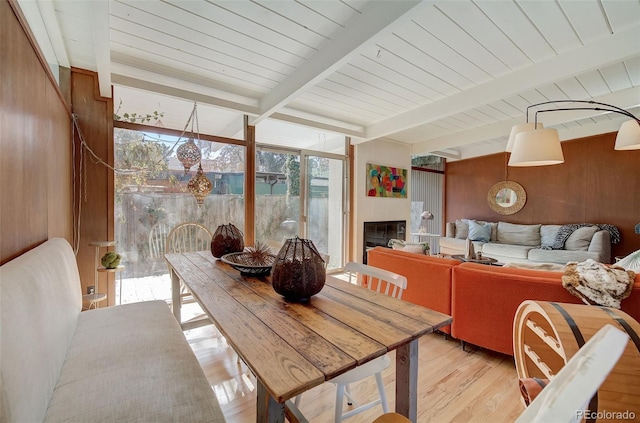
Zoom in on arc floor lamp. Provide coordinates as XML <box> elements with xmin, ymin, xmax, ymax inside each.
<box><xmin>506</xmin><ymin>100</ymin><xmax>640</xmax><ymax>167</ymax></box>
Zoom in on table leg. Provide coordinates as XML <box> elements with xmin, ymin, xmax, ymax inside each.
<box><xmin>170</xmin><ymin>267</ymin><xmax>181</xmax><ymax>324</ymax></box>
<box><xmin>284</xmin><ymin>399</ymin><xmax>308</xmax><ymax>423</ymax></box>
<box><xmin>257</xmin><ymin>380</ymin><xmax>285</xmax><ymax>423</ymax></box>
<box><xmin>395</xmin><ymin>339</ymin><xmax>419</xmax><ymax>422</ymax></box>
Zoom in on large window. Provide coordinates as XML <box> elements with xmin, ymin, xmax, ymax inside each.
<box><xmin>114</xmin><ymin>124</ymin><xmax>348</xmax><ymax>304</ymax></box>
<box><xmin>114</xmin><ymin>127</ymin><xmax>245</xmax><ymax>304</ymax></box>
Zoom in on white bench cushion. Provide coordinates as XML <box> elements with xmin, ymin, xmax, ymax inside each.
<box><xmin>1</xmin><ymin>238</ymin><xmax>82</xmax><ymax>422</ymax></box>
<box><xmin>1</xmin><ymin>238</ymin><xmax>225</xmax><ymax>423</ymax></box>
<box><xmin>44</xmin><ymin>301</ymin><xmax>225</xmax><ymax>423</ymax></box>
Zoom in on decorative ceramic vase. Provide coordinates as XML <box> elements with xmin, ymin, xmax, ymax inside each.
<box><xmin>271</xmin><ymin>237</ymin><xmax>326</xmax><ymax>302</ymax></box>
<box><xmin>211</xmin><ymin>223</ymin><xmax>244</xmax><ymax>258</ymax></box>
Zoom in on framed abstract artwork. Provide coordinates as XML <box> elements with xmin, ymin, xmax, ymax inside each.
<box><xmin>366</xmin><ymin>163</ymin><xmax>407</xmax><ymax>198</ymax></box>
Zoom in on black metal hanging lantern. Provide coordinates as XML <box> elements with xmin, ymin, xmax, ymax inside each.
<box><xmin>271</xmin><ymin>237</ymin><xmax>326</xmax><ymax>302</ymax></box>
<box><xmin>211</xmin><ymin>223</ymin><xmax>244</xmax><ymax>258</ymax></box>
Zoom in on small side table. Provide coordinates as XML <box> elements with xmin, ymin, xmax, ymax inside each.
<box><xmin>82</xmin><ymin>292</ymin><xmax>107</xmax><ymax>310</ymax></box>
<box><xmin>83</xmin><ymin>241</ymin><xmax>124</xmax><ymax>309</ymax></box>
<box><xmin>451</xmin><ymin>254</ymin><xmax>499</xmax><ymax>266</ymax></box>
<box><xmin>98</xmin><ymin>265</ymin><xmax>125</xmax><ymax>305</ymax></box>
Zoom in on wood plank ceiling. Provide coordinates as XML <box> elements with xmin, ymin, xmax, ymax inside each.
<box><xmin>19</xmin><ymin>0</ymin><xmax>640</xmax><ymax>160</ymax></box>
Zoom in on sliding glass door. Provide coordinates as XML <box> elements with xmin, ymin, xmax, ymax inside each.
<box><xmin>255</xmin><ymin>147</ymin><xmax>346</xmax><ymax>271</ymax></box>
<box><xmin>254</xmin><ymin>147</ymin><xmax>301</xmax><ymax>251</ymax></box>
<box><xmin>303</xmin><ymin>153</ymin><xmax>346</xmax><ymax>271</ymax></box>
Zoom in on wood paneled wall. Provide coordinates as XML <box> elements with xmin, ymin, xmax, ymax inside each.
<box><xmin>71</xmin><ymin>69</ymin><xmax>115</xmax><ymax>306</ymax></box>
<box><xmin>1</xmin><ymin>1</ymin><xmax>73</xmax><ymax>264</ymax></box>
<box><xmin>446</xmin><ymin>132</ymin><xmax>640</xmax><ymax>259</ymax></box>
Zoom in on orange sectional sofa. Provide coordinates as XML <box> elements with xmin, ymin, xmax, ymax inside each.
<box><xmin>366</xmin><ymin>247</ymin><xmax>640</xmax><ymax>356</ymax></box>
<box><xmin>367</xmin><ymin>247</ymin><xmax>460</xmax><ymax>333</ymax></box>
<box><xmin>452</xmin><ymin>263</ymin><xmax>640</xmax><ymax>355</ymax></box>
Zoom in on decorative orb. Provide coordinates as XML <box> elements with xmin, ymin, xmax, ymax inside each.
<box><xmin>271</xmin><ymin>237</ymin><xmax>326</xmax><ymax>302</ymax></box>
<box><xmin>177</xmin><ymin>137</ymin><xmax>202</xmax><ymax>174</ymax></box>
<box><xmin>187</xmin><ymin>164</ymin><xmax>212</xmax><ymax>206</ymax></box>
<box><xmin>280</xmin><ymin>218</ymin><xmax>297</xmax><ymax>236</ymax></box>
<box><xmin>211</xmin><ymin>223</ymin><xmax>244</xmax><ymax>258</ymax></box>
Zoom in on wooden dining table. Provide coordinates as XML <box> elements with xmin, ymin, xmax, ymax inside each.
<box><xmin>165</xmin><ymin>251</ymin><xmax>452</xmax><ymax>423</ymax></box>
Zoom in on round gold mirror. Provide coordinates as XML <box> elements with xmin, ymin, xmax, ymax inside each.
<box><xmin>496</xmin><ymin>188</ymin><xmax>517</xmax><ymax>207</ymax></box>
<box><xmin>488</xmin><ymin>181</ymin><xmax>526</xmax><ymax>215</ymax></box>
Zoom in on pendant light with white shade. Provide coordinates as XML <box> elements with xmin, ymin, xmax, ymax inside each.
<box><xmin>507</xmin><ymin>100</ymin><xmax>640</xmax><ymax>167</ymax></box>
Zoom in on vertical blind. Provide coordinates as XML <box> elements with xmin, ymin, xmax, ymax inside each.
<box><xmin>411</xmin><ymin>169</ymin><xmax>444</xmax><ymax>236</ymax></box>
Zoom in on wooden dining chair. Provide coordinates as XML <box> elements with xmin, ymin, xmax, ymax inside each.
<box><xmin>165</xmin><ymin>222</ymin><xmax>213</xmax><ymax>327</ymax></box>
<box><xmin>165</xmin><ymin>222</ymin><xmax>213</xmax><ymax>255</ymax></box>
<box><xmin>148</xmin><ymin>222</ymin><xmax>170</xmax><ymax>273</ymax></box>
<box><xmin>344</xmin><ymin>262</ymin><xmax>407</xmax><ymax>299</ymax></box>
<box><xmin>515</xmin><ymin>324</ymin><xmax>628</xmax><ymax>423</ymax></box>
<box><xmin>295</xmin><ymin>262</ymin><xmax>408</xmax><ymax>423</ymax></box>
<box><xmin>165</xmin><ymin>222</ymin><xmax>248</xmax><ymax>367</ymax></box>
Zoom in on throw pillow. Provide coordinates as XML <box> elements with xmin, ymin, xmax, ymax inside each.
<box><xmin>455</xmin><ymin>219</ymin><xmax>469</xmax><ymax>239</ymax></box>
<box><xmin>468</xmin><ymin>220</ymin><xmax>491</xmax><ymax>242</ymax></box>
<box><xmin>497</xmin><ymin>222</ymin><xmax>542</xmax><ymax>246</ymax></box>
<box><xmin>540</xmin><ymin>225</ymin><xmax>561</xmax><ymax>249</ymax></box>
<box><xmin>400</xmin><ymin>244</ymin><xmax>426</xmax><ymax>254</ymax></box>
<box><xmin>389</xmin><ymin>239</ymin><xmax>427</xmax><ymax>255</ymax></box>
<box><xmin>564</xmin><ymin>226</ymin><xmax>599</xmax><ymax>251</ymax></box>
<box><xmin>474</xmin><ymin>220</ymin><xmax>498</xmax><ymax>241</ymax></box>
<box><xmin>485</xmin><ymin>222</ymin><xmax>499</xmax><ymax>242</ymax></box>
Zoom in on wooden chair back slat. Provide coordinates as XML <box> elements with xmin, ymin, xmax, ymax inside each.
<box><xmin>344</xmin><ymin>262</ymin><xmax>407</xmax><ymax>300</ymax></box>
<box><xmin>166</xmin><ymin>222</ymin><xmax>213</xmax><ymax>254</ymax></box>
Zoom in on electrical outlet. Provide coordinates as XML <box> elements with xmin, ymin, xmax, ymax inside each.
<box><xmin>87</xmin><ymin>286</ymin><xmax>95</xmax><ymax>295</ymax></box>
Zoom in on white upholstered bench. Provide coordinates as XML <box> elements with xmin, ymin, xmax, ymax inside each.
<box><xmin>0</xmin><ymin>238</ymin><xmax>225</xmax><ymax>422</ymax></box>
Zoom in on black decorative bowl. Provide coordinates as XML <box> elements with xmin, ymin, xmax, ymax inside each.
<box><xmin>221</xmin><ymin>252</ymin><xmax>276</xmax><ymax>277</ymax></box>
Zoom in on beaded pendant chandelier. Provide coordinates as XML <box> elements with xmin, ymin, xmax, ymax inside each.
<box><xmin>176</xmin><ymin>102</ymin><xmax>204</xmax><ymax>174</ymax></box>
<box><xmin>177</xmin><ymin>102</ymin><xmax>212</xmax><ymax>206</ymax></box>
<box><xmin>187</xmin><ymin>163</ymin><xmax>212</xmax><ymax>206</ymax></box>
<box><xmin>176</xmin><ymin>137</ymin><xmax>201</xmax><ymax>175</ymax></box>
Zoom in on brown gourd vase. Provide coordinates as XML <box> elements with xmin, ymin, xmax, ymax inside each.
<box><xmin>271</xmin><ymin>237</ymin><xmax>326</xmax><ymax>302</ymax></box>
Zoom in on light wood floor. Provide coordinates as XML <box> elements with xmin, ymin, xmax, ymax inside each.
<box><xmin>185</xmin><ymin>325</ymin><xmax>525</xmax><ymax>422</ymax></box>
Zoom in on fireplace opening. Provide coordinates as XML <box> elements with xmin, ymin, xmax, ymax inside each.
<box><xmin>363</xmin><ymin>220</ymin><xmax>406</xmax><ymax>264</ymax></box>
